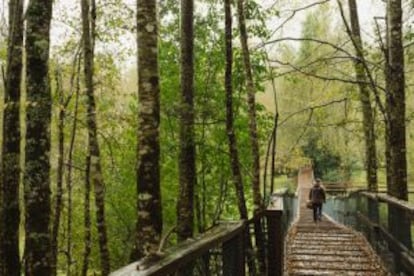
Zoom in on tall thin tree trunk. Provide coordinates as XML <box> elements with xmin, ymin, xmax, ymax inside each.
<box><xmin>130</xmin><ymin>0</ymin><xmax>163</xmax><ymax>260</ymax></box>
<box><xmin>347</xmin><ymin>0</ymin><xmax>378</xmax><ymax>192</ymax></box>
<box><xmin>65</xmin><ymin>56</ymin><xmax>82</xmax><ymax>276</ymax></box>
<box><xmin>236</xmin><ymin>0</ymin><xmax>265</xmax><ymax>273</ymax></box>
<box><xmin>66</xmin><ymin>162</ymin><xmax>73</xmax><ymax>275</ymax></box>
<box><xmin>385</xmin><ymin>0</ymin><xmax>412</xmax><ymax>250</ymax></box>
<box><xmin>224</xmin><ymin>1</ymin><xmax>256</xmax><ymax>274</ymax></box>
<box><xmin>270</xmin><ymin>113</ymin><xmax>278</xmax><ymax>195</ymax></box>
<box><xmin>262</xmin><ymin>61</ymin><xmax>279</xmax><ymax>198</ymax></box>
<box><xmin>81</xmin><ymin>0</ymin><xmax>111</xmax><ymax>273</ymax></box>
<box><xmin>59</xmin><ymin>53</ymin><xmax>81</xmax><ymax>275</ymax></box>
<box><xmin>24</xmin><ymin>0</ymin><xmax>53</xmax><ymax>275</ymax></box>
<box><xmin>266</xmin><ymin>55</ymin><xmax>280</xmax><ymax>196</ymax></box>
<box><xmin>384</xmin><ymin>13</ymin><xmax>393</xmax><ymax>196</ymax></box>
<box><xmin>177</xmin><ymin>0</ymin><xmax>196</xmax><ymax>242</ymax></box>
<box><xmin>1</xmin><ymin>0</ymin><xmax>23</xmax><ymax>275</ymax></box>
<box><xmin>82</xmin><ymin>154</ymin><xmax>92</xmax><ymax>276</ymax></box>
<box><xmin>225</xmin><ymin>0</ymin><xmax>248</xmax><ymax>230</ymax></box>
<box><xmin>51</xmin><ymin>69</ymin><xmax>65</xmax><ymax>276</ymax></box>
<box><xmin>51</xmin><ymin>49</ymin><xmax>81</xmax><ymax>276</ymax></box>
<box><xmin>386</xmin><ymin>0</ymin><xmax>407</xmax><ymax>200</ymax></box>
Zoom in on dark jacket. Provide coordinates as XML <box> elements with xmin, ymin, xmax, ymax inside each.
<box><xmin>309</xmin><ymin>185</ymin><xmax>326</xmax><ymax>204</ymax></box>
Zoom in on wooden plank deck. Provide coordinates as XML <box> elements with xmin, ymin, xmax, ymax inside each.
<box><xmin>285</xmin><ymin>168</ymin><xmax>389</xmax><ymax>275</ymax></box>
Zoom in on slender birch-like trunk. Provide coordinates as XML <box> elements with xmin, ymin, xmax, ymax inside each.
<box><xmin>236</xmin><ymin>0</ymin><xmax>265</xmax><ymax>273</ymax></box>
<box><xmin>130</xmin><ymin>0</ymin><xmax>163</xmax><ymax>259</ymax></box>
<box><xmin>51</xmin><ymin>70</ymin><xmax>65</xmax><ymax>276</ymax></box>
<box><xmin>81</xmin><ymin>0</ymin><xmax>111</xmax><ymax>273</ymax></box>
<box><xmin>224</xmin><ymin>1</ymin><xmax>257</xmax><ymax>274</ymax></box>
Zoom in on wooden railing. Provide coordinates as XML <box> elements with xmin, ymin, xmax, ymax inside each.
<box><xmin>110</xmin><ymin>190</ymin><xmax>297</xmax><ymax>276</ymax></box>
<box><xmin>323</xmin><ymin>181</ymin><xmax>349</xmax><ymax>193</ymax></box>
<box><xmin>111</xmin><ymin>221</ymin><xmax>246</xmax><ymax>276</ymax></box>
<box><xmin>324</xmin><ymin>191</ymin><xmax>414</xmax><ymax>275</ymax></box>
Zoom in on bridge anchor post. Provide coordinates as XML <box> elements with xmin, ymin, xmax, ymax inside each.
<box><xmin>266</xmin><ymin>195</ymin><xmax>284</xmax><ymax>276</ymax></box>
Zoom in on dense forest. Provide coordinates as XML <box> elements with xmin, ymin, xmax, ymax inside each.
<box><xmin>0</xmin><ymin>0</ymin><xmax>413</xmax><ymax>275</ymax></box>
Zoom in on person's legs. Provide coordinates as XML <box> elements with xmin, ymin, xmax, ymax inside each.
<box><xmin>314</xmin><ymin>203</ymin><xmax>322</xmax><ymax>221</ymax></box>
<box><xmin>319</xmin><ymin>203</ymin><xmax>323</xmax><ymax>220</ymax></box>
<box><xmin>312</xmin><ymin>204</ymin><xmax>318</xmax><ymax>222</ymax></box>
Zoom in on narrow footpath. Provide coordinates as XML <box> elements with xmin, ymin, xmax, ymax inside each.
<box><xmin>285</xmin><ymin>167</ymin><xmax>389</xmax><ymax>275</ymax></box>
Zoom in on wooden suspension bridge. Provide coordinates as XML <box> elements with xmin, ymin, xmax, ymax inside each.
<box><xmin>111</xmin><ymin>167</ymin><xmax>414</xmax><ymax>275</ymax></box>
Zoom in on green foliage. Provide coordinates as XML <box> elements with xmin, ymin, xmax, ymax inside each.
<box><xmin>23</xmin><ymin>0</ymin><xmax>276</xmax><ymax>273</ymax></box>
<box><xmin>301</xmin><ymin>134</ymin><xmax>341</xmax><ymax>181</ymax></box>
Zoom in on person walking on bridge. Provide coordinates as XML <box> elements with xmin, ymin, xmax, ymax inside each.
<box><xmin>309</xmin><ymin>178</ymin><xmax>326</xmax><ymax>222</ymax></box>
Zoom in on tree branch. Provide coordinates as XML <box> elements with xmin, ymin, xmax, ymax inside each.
<box><xmin>263</xmin><ymin>0</ymin><xmax>331</xmax><ymax>44</ymax></box>
<box><xmin>336</xmin><ymin>0</ymin><xmax>387</xmax><ymax>119</ymax></box>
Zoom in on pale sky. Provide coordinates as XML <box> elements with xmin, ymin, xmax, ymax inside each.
<box><xmin>0</xmin><ymin>0</ymin><xmax>392</xmax><ymax>66</ymax></box>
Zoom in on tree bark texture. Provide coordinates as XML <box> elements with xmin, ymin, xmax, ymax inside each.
<box><xmin>51</xmin><ymin>70</ymin><xmax>65</xmax><ymax>276</ymax></box>
<box><xmin>384</xmin><ymin>12</ymin><xmax>393</xmax><ymax>199</ymax></box>
<box><xmin>386</xmin><ymin>0</ymin><xmax>407</xmax><ymax>200</ymax></box>
<box><xmin>1</xmin><ymin>0</ymin><xmax>23</xmax><ymax>275</ymax></box>
<box><xmin>237</xmin><ymin>0</ymin><xmax>261</xmax><ymax>214</ymax></box>
<box><xmin>177</xmin><ymin>0</ymin><xmax>196</xmax><ymax>242</ymax></box>
<box><xmin>237</xmin><ymin>0</ymin><xmax>265</xmax><ymax>273</ymax></box>
<box><xmin>225</xmin><ymin>0</ymin><xmax>248</xmax><ymax>224</ymax></box>
<box><xmin>270</xmin><ymin>113</ymin><xmax>278</xmax><ymax>195</ymax></box>
<box><xmin>131</xmin><ymin>0</ymin><xmax>163</xmax><ymax>259</ymax></box>
<box><xmin>347</xmin><ymin>0</ymin><xmax>378</xmax><ymax>192</ymax></box>
<box><xmin>225</xmin><ymin>2</ymin><xmax>257</xmax><ymax>274</ymax></box>
<box><xmin>24</xmin><ymin>0</ymin><xmax>53</xmax><ymax>275</ymax></box>
<box><xmin>81</xmin><ymin>0</ymin><xmax>111</xmax><ymax>274</ymax></box>
<box><xmin>82</xmin><ymin>154</ymin><xmax>92</xmax><ymax>276</ymax></box>
<box><xmin>385</xmin><ymin>0</ymin><xmax>412</xmax><ymax>250</ymax></box>
<box><xmin>62</xmin><ymin>54</ymin><xmax>81</xmax><ymax>275</ymax></box>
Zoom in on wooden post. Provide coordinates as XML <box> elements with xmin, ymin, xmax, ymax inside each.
<box><xmin>266</xmin><ymin>195</ymin><xmax>284</xmax><ymax>276</ymax></box>
<box><xmin>223</xmin><ymin>226</ymin><xmax>245</xmax><ymax>276</ymax></box>
<box><xmin>367</xmin><ymin>196</ymin><xmax>379</xmax><ymax>247</ymax></box>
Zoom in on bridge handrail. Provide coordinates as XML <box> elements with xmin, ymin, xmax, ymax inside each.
<box><xmin>324</xmin><ymin>190</ymin><xmax>414</xmax><ymax>275</ymax></box>
<box><xmin>360</xmin><ymin>191</ymin><xmax>414</xmax><ymax>215</ymax></box>
<box><xmin>110</xmin><ymin>221</ymin><xmax>245</xmax><ymax>276</ymax></box>
<box><xmin>110</xmin><ymin>188</ymin><xmax>297</xmax><ymax>276</ymax></box>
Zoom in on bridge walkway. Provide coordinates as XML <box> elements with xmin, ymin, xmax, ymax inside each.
<box><xmin>285</xmin><ymin>168</ymin><xmax>389</xmax><ymax>275</ymax></box>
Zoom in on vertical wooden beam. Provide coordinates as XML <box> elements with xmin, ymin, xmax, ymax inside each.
<box><xmin>266</xmin><ymin>196</ymin><xmax>284</xmax><ymax>276</ymax></box>
<box><xmin>223</xmin><ymin>226</ymin><xmax>245</xmax><ymax>276</ymax></box>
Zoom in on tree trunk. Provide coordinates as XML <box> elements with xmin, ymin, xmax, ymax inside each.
<box><xmin>24</xmin><ymin>0</ymin><xmax>53</xmax><ymax>275</ymax></box>
<box><xmin>130</xmin><ymin>0</ymin><xmax>163</xmax><ymax>260</ymax></box>
<box><xmin>81</xmin><ymin>0</ymin><xmax>111</xmax><ymax>273</ymax></box>
<box><xmin>1</xmin><ymin>0</ymin><xmax>23</xmax><ymax>275</ymax></box>
<box><xmin>51</xmin><ymin>69</ymin><xmax>65</xmax><ymax>276</ymax></box>
<box><xmin>270</xmin><ymin>113</ymin><xmax>278</xmax><ymax>195</ymax></box>
<box><xmin>61</xmin><ymin>53</ymin><xmax>81</xmax><ymax>276</ymax></box>
<box><xmin>82</xmin><ymin>154</ymin><xmax>92</xmax><ymax>276</ymax></box>
<box><xmin>224</xmin><ymin>1</ymin><xmax>257</xmax><ymax>274</ymax></box>
<box><xmin>347</xmin><ymin>0</ymin><xmax>378</xmax><ymax>192</ymax></box>
<box><xmin>177</xmin><ymin>0</ymin><xmax>196</xmax><ymax>242</ymax></box>
<box><xmin>385</xmin><ymin>0</ymin><xmax>412</xmax><ymax>250</ymax></box>
<box><xmin>66</xmin><ymin>159</ymin><xmax>73</xmax><ymax>275</ymax></box>
<box><xmin>236</xmin><ymin>0</ymin><xmax>265</xmax><ymax>273</ymax></box>
<box><xmin>225</xmin><ymin>0</ymin><xmax>248</xmax><ymax>225</ymax></box>
<box><xmin>386</xmin><ymin>0</ymin><xmax>407</xmax><ymax>200</ymax></box>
